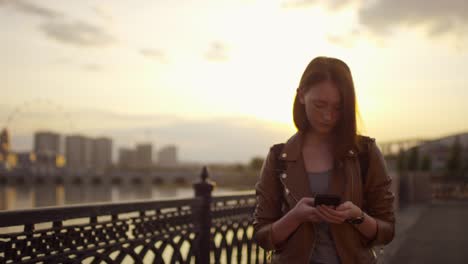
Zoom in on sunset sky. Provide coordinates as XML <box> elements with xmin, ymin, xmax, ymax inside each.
<box><xmin>1</xmin><ymin>0</ymin><xmax>467</xmax><ymax>162</ymax></box>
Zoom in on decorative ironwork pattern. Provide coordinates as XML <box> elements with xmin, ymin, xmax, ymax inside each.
<box><xmin>0</xmin><ymin>199</ymin><xmax>200</xmax><ymax>264</ymax></box>
<box><xmin>210</xmin><ymin>194</ymin><xmax>267</xmax><ymax>264</ymax></box>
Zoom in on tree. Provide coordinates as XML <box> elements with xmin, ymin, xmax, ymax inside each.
<box><xmin>446</xmin><ymin>136</ymin><xmax>462</xmax><ymax>179</ymax></box>
<box><xmin>249</xmin><ymin>157</ymin><xmax>265</xmax><ymax>171</ymax></box>
<box><xmin>421</xmin><ymin>155</ymin><xmax>432</xmax><ymax>171</ymax></box>
<box><xmin>407</xmin><ymin>147</ymin><xmax>420</xmax><ymax>171</ymax></box>
<box><xmin>397</xmin><ymin>150</ymin><xmax>406</xmax><ymax>172</ymax></box>
<box><xmin>463</xmin><ymin>152</ymin><xmax>468</xmax><ymax>182</ymax></box>
<box><xmin>234</xmin><ymin>163</ymin><xmax>245</xmax><ymax>172</ymax></box>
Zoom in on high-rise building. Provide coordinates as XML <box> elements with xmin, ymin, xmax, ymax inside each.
<box><xmin>0</xmin><ymin>128</ymin><xmax>10</xmax><ymax>157</ymax></box>
<box><xmin>135</xmin><ymin>143</ymin><xmax>152</xmax><ymax>169</ymax></box>
<box><xmin>119</xmin><ymin>148</ymin><xmax>137</xmax><ymax>169</ymax></box>
<box><xmin>92</xmin><ymin>137</ymin><xmax>113</xmax><ymax>173</ymax></box>
<box><xmin>34</xmin><ymin>131</ymin><xmax>60</xmax><ymax>155</ymax></box>
<box><xmin>33</xmin><ymin>131</ymin><xmax>62</xmax><ymax>174</ymax></box>
<box><xmin>65</xmin><ymin>135</ymin><xmax>93</xmax><ymax>174</ymax></box>
<box><xmin>0</xmin><ymin>128</ymin><xmax>10</xmax><ymax>168</ymax></box>
<box><xmin>158</xmin><ymin>145</ymin><xmax>178</xmax><ymax>167</ymax></box>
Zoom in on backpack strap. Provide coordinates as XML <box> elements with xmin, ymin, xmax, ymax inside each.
<box><xmin>357</xmin><ymin>136</ymin><xmax>374</xmax><ymax>185</ymax></box>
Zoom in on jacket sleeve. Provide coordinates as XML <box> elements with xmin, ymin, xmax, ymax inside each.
<box><xmin>252</xmin><ymin>146</ymin><xmax>286</xmax><ymax>251</ymax></box>
<box><xmin>361</xmin><ymin>139</ymin><xmax>396</xmax><ymax>246</ymax></box>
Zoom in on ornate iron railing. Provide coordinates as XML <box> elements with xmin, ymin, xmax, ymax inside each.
<box><xmin>210</xmin><ymin>194</ymin><xmax>263</xmax><ymax>264</ymax></box>
<box><xmin>0</xmin><ymin>167</ymin><xmax>267</xmax><ymax>264</ymax></box>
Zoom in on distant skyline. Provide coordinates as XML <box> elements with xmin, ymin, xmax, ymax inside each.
<box><xmin>0</xmin><ymin>104</ymin><xmax>294</xmax><ymax>163</ymax></box>
<box><xmin>2</xmin><ymin>0</ymin><xmax>468</xmax><ymax>161</ymax></box>
<box><xmin>1</xmin><ymin>104</ymin><xmax>467</xmax><ymax>164</ymax></box>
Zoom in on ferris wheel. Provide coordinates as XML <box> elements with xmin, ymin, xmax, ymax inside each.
<box><xmin>2</xmin><ymin>98</ymin><xmax>77</xmax><ymax>156</ymax></box>
<box><xmin>0</xmin><ymin>99</ymin><xmax>78</xmax><ymax>170</ymax></box>
<box><xmin>4</xmin><ymin>98</ymin><xmax>75</xmax><ymax>134</ymax></box>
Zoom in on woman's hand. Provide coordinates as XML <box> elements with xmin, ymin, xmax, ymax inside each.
<box><xmin>291</xmin><ymin>197</ymin><xmax>323</xmax><ymax>224</ymax></box>
<box><xmin>315</xmin><ymin>201</ymin><xmax>362</xmax><ymax>224</ymax></box>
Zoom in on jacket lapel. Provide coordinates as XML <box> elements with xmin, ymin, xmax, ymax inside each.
<box><xmin>279</xmin><ymin>131</ymin><xmax>313</xmax><ymax>201</ymax></box>
<box><xmin>279</xmin><ymin>130</ymin><xmax>350</xmax><ymax>201</ymax></box>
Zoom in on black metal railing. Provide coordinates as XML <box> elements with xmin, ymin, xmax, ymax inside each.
<box><xmin>0</xmin><ymin>167</ymin><xmax>267</xmax><ymax>264</ymax></box>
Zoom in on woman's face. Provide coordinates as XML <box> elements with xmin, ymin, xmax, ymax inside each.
<box><xmin>299</xmin><ymin>80</ymin><xmax>341</xmax><ymax>134</ymax></box>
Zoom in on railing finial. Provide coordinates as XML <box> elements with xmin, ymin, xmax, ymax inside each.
<box><xmin>200</xmin><ymin>166</ymin><xmax>209</xmax><ymax>182</ymax></box>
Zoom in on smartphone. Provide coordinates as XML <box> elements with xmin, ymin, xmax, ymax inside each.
<box><xmin>314</xmin><ymin>194</ymin><xmax>341</xmax><ymax>207</ymax></box>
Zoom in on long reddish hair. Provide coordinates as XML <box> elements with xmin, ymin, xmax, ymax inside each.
<box><xmin>293</xmin><ymin>56</ymin><xmax>358</xmax><ymax>160</ymax></box>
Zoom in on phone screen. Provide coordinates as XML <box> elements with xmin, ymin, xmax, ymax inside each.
<box><xmin>314</xmin><ymin>194</ymin><xmax>341</xmax><ymax>207</ymax></box>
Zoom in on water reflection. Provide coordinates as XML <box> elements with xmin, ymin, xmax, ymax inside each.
<box><xmin>0</xmin><ymin>183</ymin><xmax>240</xmax><ymax>211</ymax></box>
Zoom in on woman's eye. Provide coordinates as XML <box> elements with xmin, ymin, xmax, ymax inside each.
<box><xmin>313</xmin><ymin>102</ymin><xmax>326</xmax><ymax>108</ymax></box>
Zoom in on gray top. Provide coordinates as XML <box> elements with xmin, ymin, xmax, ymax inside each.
<box><xmin>308</xmin><ymin>169</ymin><xmax>341</xmax><ymax>264</ymax></box>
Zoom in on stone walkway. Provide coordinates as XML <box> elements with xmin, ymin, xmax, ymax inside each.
<box><xmin>378</xmin><ymin>203</ymin><xmax>428</xmax><ymax>263</ymax></box>
<box><xmin>389</xmin><ymin>200</ymin><xmax>468</xmax><ymax>264</ymax></box>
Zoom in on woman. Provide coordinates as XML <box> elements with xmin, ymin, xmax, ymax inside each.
<box><xmin>253</xmin><ymin>56</ymin><xmax>395</xmax><ymax>264</ymax></box>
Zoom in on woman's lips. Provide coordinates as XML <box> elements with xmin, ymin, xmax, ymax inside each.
<box><xmin>319</xmin><ymin>122</ymin><xmax>332</xmax><ymax>127</ymax></box>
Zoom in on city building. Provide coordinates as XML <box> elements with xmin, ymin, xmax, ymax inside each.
<box><xmin>118</xmin><ymin>148</ymin><xmax>137</xmax><ymax>169</ymax></box>
<box><xmin>92</xmin><ymin>137</ymin><xmax>113</xmax><ymax>174</ymax></box>
<box><xmin>0</xmin><ymin>128</ymin><xmax>11</xmax><ymax>170</ymax></box>
<box><xmin>0</xmin><ymin>128</ymin><xmax>10</xmax><ymax>158</ymax></box>
<box><xmin>418</xmin><ymin>133</ymin><xmax>468</xmax><ymax>171</ymax></box>
<box><xmin>65</xmin><ymin>135</ymin><xmax>93</xmax><ymax>174</ymax></box>
<box><xmin>135</xmin><ymin>143</ymin><xmax>152</xmax><ymax>169</ymax></box>
<box><xmin>33</xmin><ymin>131</ymin><xmax>63</xmax><ymax>175</ymax></box>
<box><xmin>34</xmin><ymin>131</ymin><xmax>60</xmax><ymax>155</ymax></box>
<box><xmin>158</xmin><ymin>145</ymin><xmax>178</xmax><ymax>167</ymax></box>
<box><xmin>419</xmin><ymin>143</ymin><xmax>450</xmax><ymax>171</ymax></box>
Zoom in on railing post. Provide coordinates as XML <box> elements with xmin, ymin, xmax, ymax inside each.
<box><xmin>193</xmin><ymin>166</ymin><xmax>215</xmax><ymax>264</ymax></box>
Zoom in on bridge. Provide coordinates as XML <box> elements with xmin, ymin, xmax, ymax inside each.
<box><xmin>377</xmin><ymin>138</ymin><xmax>428</xmax><ymax>156</ymax></box>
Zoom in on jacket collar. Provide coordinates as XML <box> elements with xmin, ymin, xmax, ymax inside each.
<box><xmin>278</xmin><ymin>130</ymin><xmax>356</xmax><ymax>201</ymax></box>
<box><xmin>279</xmin><ymin>130</ymin><xmax>305</xmax><ymax>162</ymax></box>
<box><xmin>280</xmin><ymin>130</ymin><xmax>359</xmax><ymax>162</ymax></box>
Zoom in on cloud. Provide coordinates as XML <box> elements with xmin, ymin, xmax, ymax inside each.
<box><xmin>282</xmin><ymin>0</ymin><xmax>468</xmax><ymax>41</ymax></box>
<box><xmin>5</xmin><ymin>0</ymin><xmax>63</xmax><ymax>19</ymax></box>
<box><xmin>327</xmin><ymin>35</ymin><xmax>353</xmax><ymax>48</ymax></box>
<box><xmin>39</xmin><ymin>20</ymin><xmax>116</xmax><ymax>47</ymax></box>
<box><xmin>140</xmin><ymin>49</ymin><xmax>167</xmax><ymax>63</ymax></box>
<box><xmin>204</xmin><ymin>41</ymin><xmax>229</xmax><ymax>62</ymax></box>
<box><xmin>358</xmin><ymin>0</ymin><xmax>468</xmax><ymax>37</ymax></box>
<box><xmin>326</xmin><ymin>29</ymin><xmax>360</xmax><ymax>48</ymax></box>
<box><xmin>52</xmin><ymin>57</ymin><xmax>73</xmax><ymax>65</ymax></box>
<box><xmin>82</xmin><ymin>63</ymin><xmax>103</xmax><ymax>72</ymax></box>
<box><xmin>281</xmin><ymin>0</ymin><xmax>355</xmax><ymax>10</ymax></box>
<box><xmin>50</xmin><ymin>58</ymin><xmax>104</xmax><ymax>72</ymax></box>
<box><xmin>0</xmin><ymin>1</ymin><xmax>116</xmax><ymax>48</ymax></box>
<box><xmin>93</xmin><ymin>6</ymin><xmax>113</xmax><ymax>21</ymax></box>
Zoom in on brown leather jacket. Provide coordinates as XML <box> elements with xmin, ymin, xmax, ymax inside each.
<box><xmin>253</xmin><ymin>131</ymin><xmax>395</xmax><ymax>264</ymax></box>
